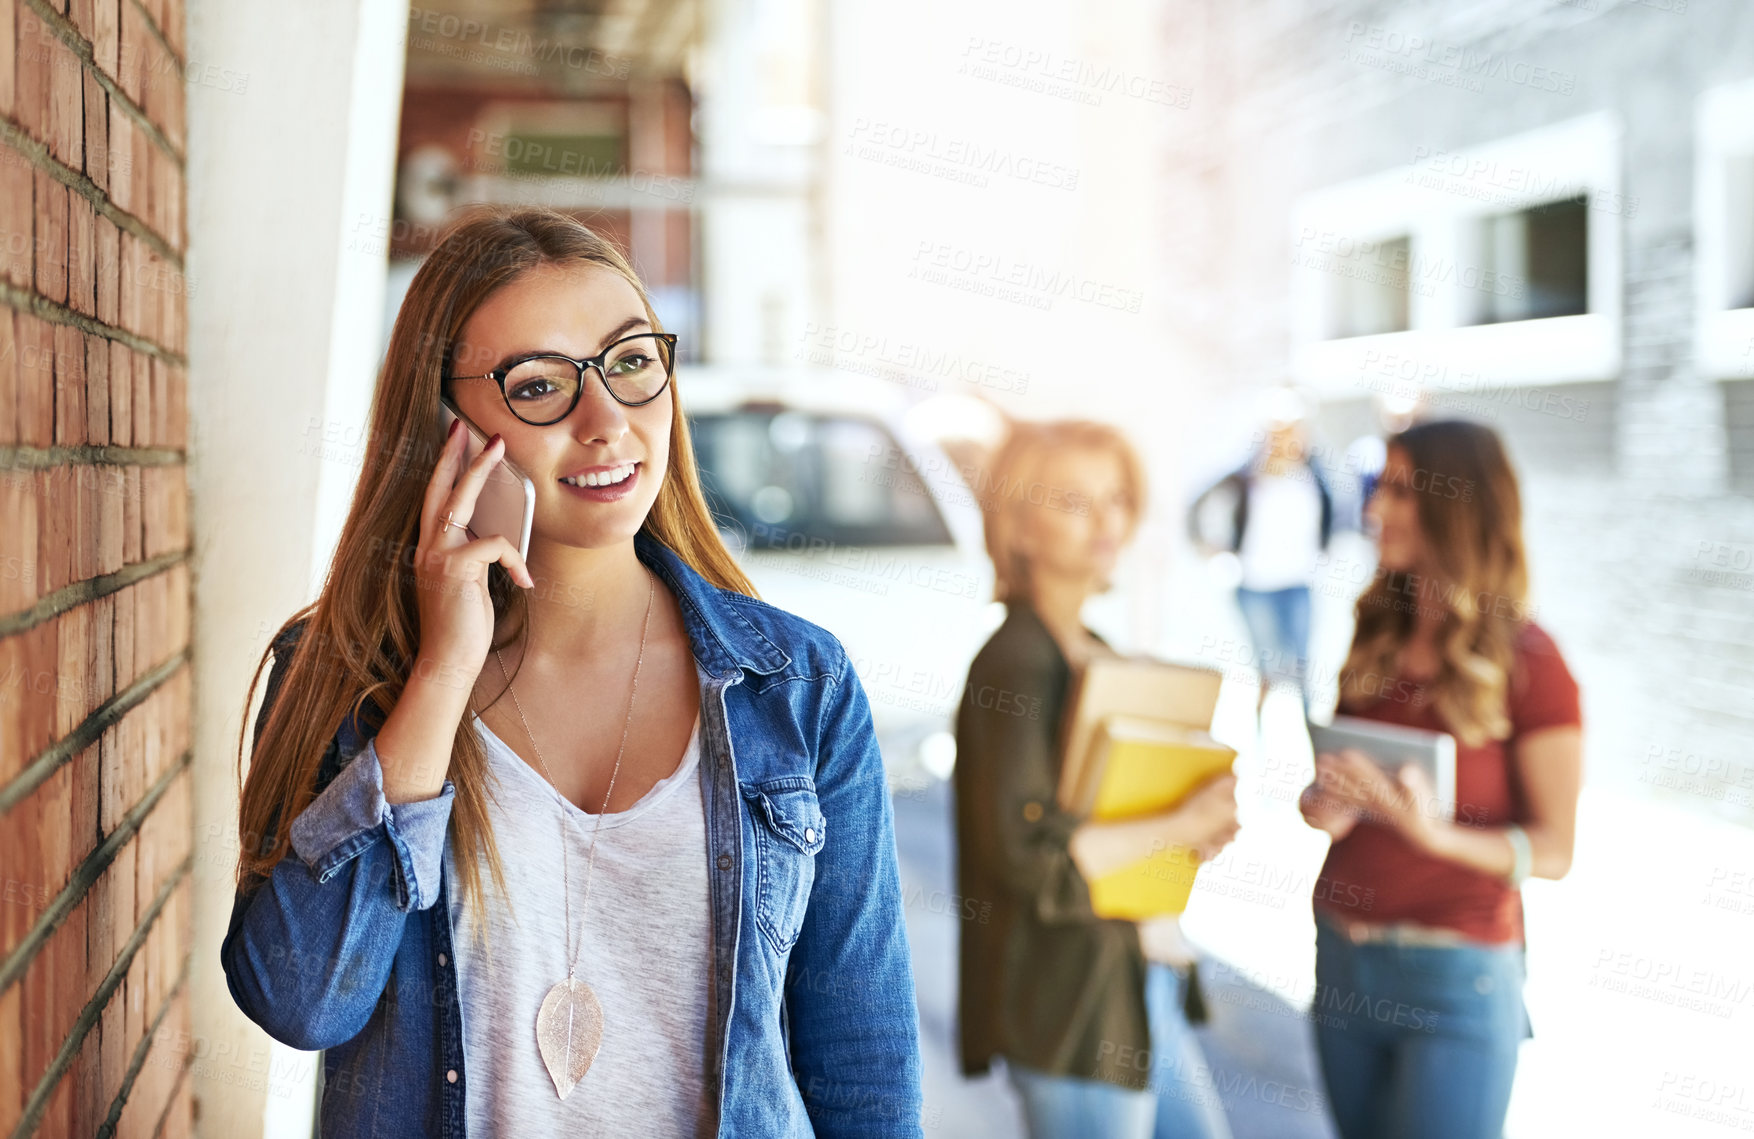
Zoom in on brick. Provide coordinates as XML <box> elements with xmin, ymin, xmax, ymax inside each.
<box><xmin>96</xmin><ymin>460</ymin><xmax>121</xmax><ymax>574</ymax></box>
<box><xmin>139</xmin><ymin>23</ymin><xmax>168</xmax><ymax>148</ymax></box>
<box><xmin>69</xmin><ymin>1021</ymin><xmax>101</xmax><ymax>1137</ymax></box>
<box><xmin>0</xmin><ymin>308</ymin><xmax>14</xmax><ymax>446</ymax></box>
<box><xmin>0</xmin><ymin>0</ymin><xmax>15</xmax><ymax>115</ymax></box>
<box><xmin>74</xmin><ymin>460</ymin><xmax>96</xmax><ymax>581</ymax></box>
<box><xmin>163</xmin><ymin>363</ymin><xmax>181</xmax><ymax>448</ymax></box>
<box><xmin>57</xmin><ymin>601</ymin><xmax>89</xmax><ymax>732</ymax></box>
<box><xmin>149</xmin><ymin>356</ymin><xmax>164</xmax><ymax>446</ymax></box>
<box><xmin>70</xmin><ymin>0</ymin><xmax>94</xmax><ymax>39</ymax></box>
<box><xmin>48</xmin><ymin>33</ymin><xmax>82</xmax><ymax>168</ymax></box>
<box><xmin>0</xmin><ymin>457</ymin><xmax>36</xmax><ymax>612</ymax></box>
<box><xmin>16</xmin><ymin>6</ymin><xmax>51</xmax><ymax>145</ymax></box>
<box><xmin>108</xmin><ymin>341</ymin><xmax>128</xmax><ymax>445</ymax></box>
<box><xmin>120</xmin><ymin>466</ymin><xmax>139</xmax><ymax>563</ymax></box>
<box><xmin>38</xmin><ymin>465</ymin><xmax>73</xmax><ymax>593</ymax></box>
<box><xmin>81</xmin><ymin>328</ymin><xmax>106</xmax><ymax>444</ymax></box>
<box><xmin>138</xmin><ymin>465</ymin><xmax>156</xmax><ymax>557</ymax></box>
<box><xmin>0</xmin><ymin>634</ymin><xmax>21</xmax><ymax>779</ymax></box>
<box><xmin>87</xmin><ymin>594</ymin><xmax>112</xmax><ymax>704</ymax></box>
<box><xmin>164</xmin><ymin>154</ymin><xmax>180</xmax><ymax>253</ymax></box>
<box><xmin>54</xmin><ymin>323</ymin><xmax>86</xmax><ymax>446</ymax></box>
<box><xmin>92</xmin><ymin>0</ymin><xmax>117</xmax><ymax>81</ymax></box>
<box><xmin>160</xmin><ymin>0</ymin><xmax>179</xmax><ymax>59</ymax></box>
<box><xmin>0</xmin><ymin>984</ymin><xmax>18</xmax><ymax>1137</ymax></box>
<box><xmin>111</xmin><ymin>581</ymin><xmax>133</xmax><ymax>687</ymax></box>
<box><xmin>94</xmin><ymin>213</ymin><xmax>118</xmax><ymax>323</ymax></box>
<box><xmin>116</xmin><ymin>0</ymin><xmax>142</xmax><ymax>105</ymax></box>
<box><xmin>67</xmin><ymin>190</ymin><xmax>95</xmax><ymax>315</ymax></box>
<box><xmin>93</xmin><ymin>968</ymin><xmax>121</xmax><ymax>1124</ymax></box>
<box><xmin>0</xmin><ymin>146</ymin><xmax>30</xmax><ymax>286</ymax></box>
<box><xmin>129</xmin><ymin>123</ymin><xmax>148</xmax><ymax>228</ymax></box>
<box><xmin>131</xmin><ymin>341</ymin><xmax>147</xmax><ymax>443</ymax></box>
<box><xmin>161</xmin><ymin>37</ymin><xmax>182</xmax><ymax>153</ymax></box>
<box><xmin>106</xmin><ymin>101</ymin><xmax>130</xmax><ymax>212</ymax></box>
<box><xmin>33</xmin><ymin>169</ymin><xmax>68</xmax><ymax>304</ymax></box>
<box><xmin>15</xmin><ymin>312</ymin><xmax>54</xmax><ymax>446</ymax></box>
<box><xmin>117</xmin><ymin>229</ymin><xmax>136</xmax><ymax>335</ymax></box>
<box><xmin>82</xmin><ymin>69</ymin><xmax>106</xmax><ymax>192</ymax></box>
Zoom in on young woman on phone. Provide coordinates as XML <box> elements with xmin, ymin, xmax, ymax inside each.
<box><xmin>1298</xmin><ymin>419</ymin><xmax>1583</xmax><ymax>1139</ymax></box>
<box><xmin>954</xmin><ymin>419</ymin><xmax>1240</xmax><ymax>1139</ymax></box>
<box><xmin>222</xmin><ymin>206</ymin><xmax>922</xmax><ymax>1137</ymax></box>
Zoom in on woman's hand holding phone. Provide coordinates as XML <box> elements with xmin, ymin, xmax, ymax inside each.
<box><xmin>372</xmin><ymin>419</ymin><xmax>535</xmax><ymax>804</ymax></box>
<box><xmin>414</xmin><ymin>417</ymin><xmax>536</xmax><ymax>676</ymax></box>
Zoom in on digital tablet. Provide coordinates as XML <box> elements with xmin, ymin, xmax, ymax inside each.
<box><xmin>1307</xmin><ymin>714</ymin><xmax>1458</xmax><ymax>821</ymax></box>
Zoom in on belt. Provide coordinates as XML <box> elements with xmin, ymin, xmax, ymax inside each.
<box><xmin>1317</xmin><ymin>910</ymin><xmax>1475</xmax><ymax>948</ymax></box>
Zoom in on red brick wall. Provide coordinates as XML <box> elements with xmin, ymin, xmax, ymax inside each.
<box><xmin>0</xmin><ymin>0</ymin><xmax>192</xmax><ymax>1135</ymax></box>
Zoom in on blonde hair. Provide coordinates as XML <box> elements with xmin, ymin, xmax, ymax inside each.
<box><xmin>978</xmin><ymin>419</ymin><xmax>1147</xmax><ymax>605</ymax></box>
<box><xmin>235</xmin><ymin>206</ymin><xmax>755</xmax><ymax>935</ymax></box>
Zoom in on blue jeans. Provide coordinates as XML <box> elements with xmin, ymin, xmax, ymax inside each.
<box><xmin>1234</xmin><ymin>585</ymin><xmax>1312</xmax><ymax>710</ymax></box>
<box><xmin>1007</xmin><ymin>963</ymin><xmax>1233</xmax><ymax>1139</ymax></box>
<box><xmin>1312</xmin><ymin>918</ymin><xmax>1529</xmax><ymax>1139</ymax></box>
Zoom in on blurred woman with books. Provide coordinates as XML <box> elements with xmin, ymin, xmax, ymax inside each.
<box><xmin>954</xmin><ymin>420</ymin><xmax>1240</xmax><ymax>1139</ymax></box>
<box><xmin>1298</xmin><ymin>419</ymin><xmax>1583</xmax><ymax>1139</ymax></box>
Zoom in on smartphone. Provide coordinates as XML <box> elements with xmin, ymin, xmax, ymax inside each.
<box><xmin>1307</xmin><ymin>714</ymin><xmax>1458</xmax><ymax>820</ymax></box>
<box><xmin>437</xmin><ymin>396</ymin><xmax>535</xmax><ymax>562</ymax></box>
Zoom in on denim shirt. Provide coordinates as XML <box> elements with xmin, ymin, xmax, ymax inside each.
<box><xmin>221</xmin><ymin>531</ymin><xmax>924</xmax><ymax>1137</ymax></box>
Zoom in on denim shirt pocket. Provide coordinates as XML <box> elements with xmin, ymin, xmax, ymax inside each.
<box><xmin>741</xmin><ymin>776</ymin><xmax>828</xmax><ymax>954</ymax></box>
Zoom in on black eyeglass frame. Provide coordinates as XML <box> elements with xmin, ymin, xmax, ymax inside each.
<box><xmin>443</xmin><ymin>332</ymin><xmax>680</xmax><ymax>423</ymax></box>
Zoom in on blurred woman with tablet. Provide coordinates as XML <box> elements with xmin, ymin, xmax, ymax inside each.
<box><xmin>1298</xmin><ymin>419</ymin><xmax>1584</xmax><ymax>1139</ymax></box>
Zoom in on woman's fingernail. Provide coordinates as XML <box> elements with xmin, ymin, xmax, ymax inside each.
<box><xmin>448</xmin><ymin>418</ymin><xmax>461</xmax><ymax>440</ymax></box>
<box><xmin>488</xmin><ymin>432</ymin><xmax>502</xmax><ymax>449</ymax></box>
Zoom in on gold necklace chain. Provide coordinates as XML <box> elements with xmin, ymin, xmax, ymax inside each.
<box><xmin>493</xmin><ymin>567</ymin><xmax>655</xmax><ymax>982</ymax></box>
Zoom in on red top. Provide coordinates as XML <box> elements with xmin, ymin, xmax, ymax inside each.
<box><xmin>1313</xmin><ymin>621</ymin><xmax>1582</xmax><ymax>944</ymax></box>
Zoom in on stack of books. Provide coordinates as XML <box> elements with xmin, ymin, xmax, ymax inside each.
<box><xmin>1056</xmin><ymin>656</ymin><xmax>1234</xmax><ymax>921</ymax></box>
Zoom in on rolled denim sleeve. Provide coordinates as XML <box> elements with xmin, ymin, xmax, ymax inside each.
<box><xmin>289</xmin><ymin>736</ymin><xmax>456</xmax><ymax>912</ymax></box>
<box><xmin>787</xmin><ymin>650</ymin><xmax>925</xmax><ymax>1137</ymax></box>
<box><xmin>221</xmin><ymin>621</ymin><xmax>457</xmax><ymax>1052</ymax></box>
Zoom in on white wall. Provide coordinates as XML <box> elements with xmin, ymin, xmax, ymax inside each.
<box><xmin>183</xmin><ymin>2</ymin><xmax>407</xmax><ymax>1134</ymax></box>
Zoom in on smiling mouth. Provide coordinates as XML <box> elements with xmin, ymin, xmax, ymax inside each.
<box><xmin>559</xmin><ymin>461</ymin><xmax>639</xmax><ymax>488</ymax></box>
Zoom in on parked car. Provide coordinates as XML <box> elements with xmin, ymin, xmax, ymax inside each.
<box><xmin>681</xmin><ymin>365</ymin><xmax>1000</xmax><ymax>793</ymax></box>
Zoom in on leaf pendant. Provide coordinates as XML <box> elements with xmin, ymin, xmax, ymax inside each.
<box><xmin>535</xmin><ymin>976</ymin><xmax>604</xmax><ymax>1100</ymax></box>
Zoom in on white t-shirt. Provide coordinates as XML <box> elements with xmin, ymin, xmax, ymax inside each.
<box><xmin>1235</xmin><ymin>473</ymin><xmax>1324</xmax><ymax>591</ymax></box>
<box><xmin>447</xmin><ymin>711</ymin><xmax>714</xmax><ymax>1136</ymax></box>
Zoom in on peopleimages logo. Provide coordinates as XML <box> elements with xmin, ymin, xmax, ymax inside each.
<box><xmin>846</xmin><ymin>119</ymin><xmax>1080</xmax><ymax>191</ymax></box>
<box><xmin>1341</xmin><ymin>23</ymin><xmax>1577</xmax><ymax>95</ymax></box>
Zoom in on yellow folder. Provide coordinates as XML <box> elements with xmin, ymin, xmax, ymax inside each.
<box><xmin>1082</xmin><ymin>716</ymin><xmax>1238</xmax><ymax>921</ymax></box>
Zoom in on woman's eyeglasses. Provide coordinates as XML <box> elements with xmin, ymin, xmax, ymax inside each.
<box><xmin>444</xmin><ymin>332</ymin><xmax>678</xmax><ymax>425</ymax></box>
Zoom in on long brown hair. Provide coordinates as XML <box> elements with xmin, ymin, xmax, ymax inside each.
<box><xmin>979</xmin><ymin>418</ymin><xmax>1147</xmax><ymax>605</ymax></box>
<box><xmin>233</xmin><ymin>206</ymin><xmax>755</xmax><ymax>932</ymax></box>
<box><xmin>1340</xmin><ymin>419</ymin><xmax>1528</xmax><ymax>746</ymax></box>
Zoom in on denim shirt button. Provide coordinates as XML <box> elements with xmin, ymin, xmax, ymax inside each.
<box><xmin>446</xmin><ymin>1070</ymin><xmax>458</xmax><ymax>1083</ymax></box>
<box><xmin>437</xmin><ymin>953</ymin><xmax>447</xmax><ymax>967</ymax></box>
<box><xmin>718</xmin><ymin>852</ymin><xmax>733</xmax><ymax>871</ymax></box>
<box><xmin>805</xmin><ymin>827</ymin><xmax>815</xmax><ymax>843</ymax></box>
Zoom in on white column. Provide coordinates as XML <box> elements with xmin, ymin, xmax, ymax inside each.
<box><xmin>183</xmin><ymin>2</ymin><xmax>407</xmax><ymax>1135</ymax></box>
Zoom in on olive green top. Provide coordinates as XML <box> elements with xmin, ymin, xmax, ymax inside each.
<box><xmin>952</xmin><ymin>599</ymin><xmax>1152</xmax><ymax>1090</ymax></box>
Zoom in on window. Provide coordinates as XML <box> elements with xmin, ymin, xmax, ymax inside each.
<box><xmin>1288</xmin><ymin>113</ymin><xmax>1621</xmax><ymax>391</ymax></box>
<box><xmin>501</xmin><ymin>130</ymin><xmax>624</xmax><ymax>178</ymax></box>
<box><xmin>1468</xmin><ymin>196</ymin><xmax>1589</xmax><ymax>325</ymax></box>
<box><xmin>689</xmin><ymin>410</ymin><xmax>955</xmax><ymax>548</ymax></box>
<box><xmin>1327</xmin><ymin>236</ymin><xmax>1411</xmax><ymax>339</ymax></box>
<box><xmin>1723</xmin><ymin>154</ymin><xmax>1754</xmax><ymax>312</ymax></box>
<box><xmin>1695</xmin><ymin>79</ymin><xmax>1754</xmax><ymax>379</ymax></box>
